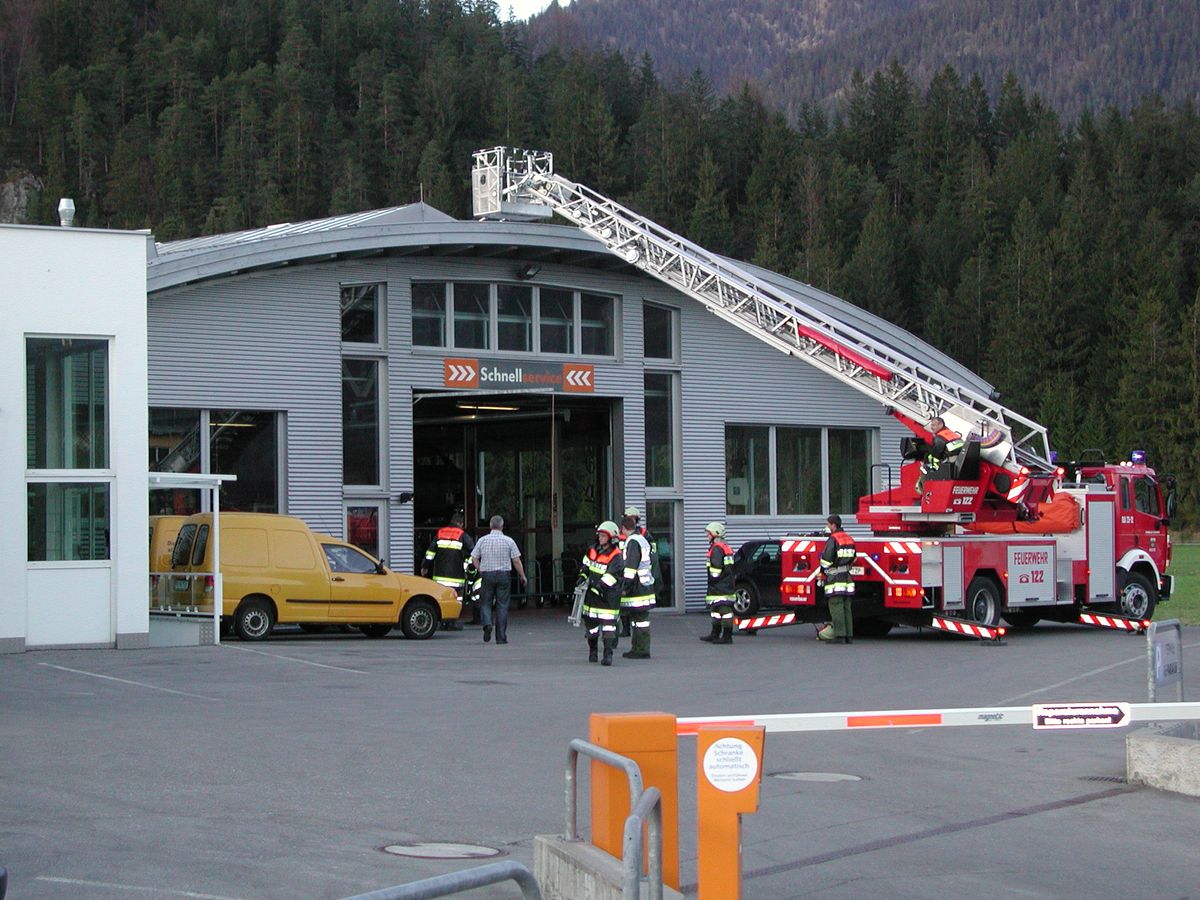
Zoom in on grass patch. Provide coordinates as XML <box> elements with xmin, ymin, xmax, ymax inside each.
<box><xmin>1161</xmin><ymin>543</ymin><xmax>1200</xmax><ymax>625</ymax></box>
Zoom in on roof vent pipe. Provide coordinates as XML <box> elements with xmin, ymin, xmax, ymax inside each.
<box><xmin>58</xmin><ymin>198</ymin><xmax>75</xmax><ymax>227</ymax></box>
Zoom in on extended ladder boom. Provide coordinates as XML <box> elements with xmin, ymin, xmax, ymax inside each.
<box><xmin>472</xmin><ymin>147</ymin><xmax>1052</xmax><ymax>469</ymax></box>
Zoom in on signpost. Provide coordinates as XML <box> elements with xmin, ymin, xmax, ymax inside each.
<box><xmin>1147</xmin><ymin>619</ymin><xmax>1184</xmax><ymax>703</ymax></box>
<box><xmin>1031</xmin><ymin>702</ymin><xmax>1130</xmax><ymax>730</ymax></box>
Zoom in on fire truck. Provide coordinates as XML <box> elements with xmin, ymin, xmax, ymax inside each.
<box><xmin>470</xmin><ymin>148</ymin><xmax>1177</xmax><ymax>637</ymax></box>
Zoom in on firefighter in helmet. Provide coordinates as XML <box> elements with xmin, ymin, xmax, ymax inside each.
<box><xmin>421</xmin><ymin>510</ymin><xmax>474</xmax><ymax>630</ymax></box>
<box><xmin>618</xmin><ymin>514</ymin><xmax>656</xmax><ymax>659</ymax></box>
<box><xmin>618</xmin><ymin>505</ymin><xmax>662</xmax><ymax>637</ymax></box>
<box><xmin>816</xmin><ymin>514</ymin><xmax>857</xmax><ymax>643</ymax></box>
<box><xmin>578</xmin><ymin>521</ymin><xmax>624</xmax><ymax>666</ymax></box>
<box><xmin>700</xmin><ymin>521</ymin><xmax>736</xmax><ymax>644</ymax></box>
<box><xmin>915</xmin><ymin>416</ymin><xmax>965</xmax><ymax>495</ymax></box>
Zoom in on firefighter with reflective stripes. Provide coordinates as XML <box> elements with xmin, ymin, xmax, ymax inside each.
<box><xmin>618</xmin><ymin>514</ymin><xmax>656</xmax><ymax>660</ymax></box>
<box><xmin>817</xmin><ymin>515</ymin><xmax>856</xmax><ymax>644</ymax></box>
<box><xmin>578</xmin><ymin>521</ymin><xmax>624</xmax><ymax>666</ymax></box>
<box><xmin>915</xmin><ymin>416</ymin><xmax>965</xmax><ymax>495</ymax></box>
<box><xmin>700</xmin><ymin>521</ymin><xmax>736</xmax><ymax>644</ymax></box>
<box><xmin>421</xmin><ymin>512</ymin><xmax>474</xmax><ymax>630</ymax></box>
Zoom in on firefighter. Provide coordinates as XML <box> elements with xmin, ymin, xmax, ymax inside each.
<box><xmin>618</xmin><ymin>514</ymin><xmax>656</xmax><ymax>659</ymax></box>
<box><xmin>617</xmin><ymin>505</ymin><xmax>659</xmax><ymax>636</ymax></box>
<box><xmin>578</xmin><ymin>521</ymin><xmax>624</xmax><ymax>666</ymax></box>
<box><xmin>420</xmin><ymin>511</ymin><xmax>474</xmax><ymax>630</ymax></box>
<box><xmin>816</xmin><ymin>515</ymin><xmax>856</xmax><ymax>644</ymax></box>
<box><xmin>915</xmin><ymin>416</ymin><xmax>965</xmax><ymax>494</ymax></box>
<box><xmin>700</xmin><ymin>521</ymin><xmax>736</xmax><ymax>644</ymax></box>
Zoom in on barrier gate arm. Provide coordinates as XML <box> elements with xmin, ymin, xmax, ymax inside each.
<box><xmin>471</xmin><ymin>146</ymin><xmax>1052</xmax><ymax>471</ymax></box>
<box><xmin>677</xmin><ymin>702</ymin><xmax>1200</xmax><ymax>735</ymax></box>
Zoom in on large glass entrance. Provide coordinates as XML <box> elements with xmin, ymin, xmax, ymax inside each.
<box><xmin>413</xmin><ymin>393</ymin><xmax>613</xmax><ymax>604</ymax></box>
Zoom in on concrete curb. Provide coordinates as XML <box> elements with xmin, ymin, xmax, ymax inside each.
<box><xmin>534</xmin><ymin>835</ymin><xmax>683</xmax><ymax>900</ymax></box>
<box><xmin>1126</xmin><ymin>723</ymin><xmax>1200</xmax><ymax>797</ymax></box>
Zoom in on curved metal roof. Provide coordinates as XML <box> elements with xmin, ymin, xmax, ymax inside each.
<box><xmin>147</xmin><ymin>202</ymin><xmax>992</xmax><ymax>396</ymax></box>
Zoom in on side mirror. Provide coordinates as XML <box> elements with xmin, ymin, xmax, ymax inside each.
<box><xmin>376</xmin><ymin>561</ymin><xmax>388</xmax><ymax>575</ymax></box>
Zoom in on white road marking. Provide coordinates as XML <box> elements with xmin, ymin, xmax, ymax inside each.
<box><xmin>36</xmin><ymin>877</ymin><xmax>244</xmax><ymax>899</ymax></box>
<box><xmin>38</xmin><ymin>664</ymin><xmax>218</xmax><ymax>701</ymax></box>
<box><xmin>221</xmin><ymin>643</ymin><xmax>366</xmax><ymax>673</ymax></box>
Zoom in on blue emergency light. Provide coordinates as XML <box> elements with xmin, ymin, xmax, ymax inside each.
<box><xmin>1131</xmin><ymin>449</ymin><xmax>1147</xmax><ymax>464</ymax></box>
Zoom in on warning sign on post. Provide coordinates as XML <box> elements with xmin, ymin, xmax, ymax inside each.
<box><xmin>1032</xmin><ymin>702</ymin><xmax>1130</xmax><ymax>729</ymax></box>
<box><xmin>702</xmin><ymin>737</ymin><xmax>759</xmax><ymax>792</ymax></box>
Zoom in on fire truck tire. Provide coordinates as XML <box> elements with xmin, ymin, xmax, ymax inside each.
<box><xmin>1117</xmin><ymin>571</ymin><xmax>1157</xmax><ymax>620</ymax></box>
<box><xmin>965</xmin><ymin>577</ymin><xmax>1003</xmax><ymax>627</ymax></box>
<box><xmin>733</xmin><ymin>581</ymin><xmax>760</xmax><ymax>616</ymax></box>
<box><xmin>1003</xmin><ymin>611</ymin><xmax>1041</xmax><ymax>630</ymax></box>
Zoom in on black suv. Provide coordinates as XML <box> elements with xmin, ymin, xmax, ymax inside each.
<box><xmin>731</xmin><ymin>540</ymin><xmax>786</xmax><ymax>615</ymax></box>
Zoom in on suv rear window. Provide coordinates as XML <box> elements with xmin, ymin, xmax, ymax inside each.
<box><xmin>170</xmin><ymin>524</ymin><xmax>197</xmax><ymax>567</ymax></box>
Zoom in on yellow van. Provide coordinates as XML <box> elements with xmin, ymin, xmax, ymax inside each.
<box><xmin>170</xmin><ymin>512</ymin><xmax>461</xmax><ymax>641</ymax></box>
<box><xmin>149</xmin><ymin>515</ymin><xmax>187</xmax><ymax>608</ymax></box>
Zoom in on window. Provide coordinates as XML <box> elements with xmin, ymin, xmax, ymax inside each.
<box><xmin>27</xmin><ymin>337</ymin><xmax>110</xmax><ymax>562</ymax></box>
<box><xmin>453</xmin><ymin>282</ymin><xmax>490</xmax><ymax>350</ymax></box>
<box><xmin>412</xmin><ymin>282</ymin><xmax>446</xmax><ymax>347</ymax></box>
<box><xmin>210</xmin><ymin>410</ymin><xmax>280</xmax><ymax>512</ymax></box>
<box><xmin>643</xmin><ymin>304</ymin><xmax>677</xmax><ymax>360</ymax></box>
<box><xmin>644</xmin><ymin>373</ymin><xmax>675</xmax><ymax>487</ymax></box>
<box><xmin>149</xmin><ymin>408</ymin><xmax>201</xmax><ymax>515</ymax></box>
<box><xmin>580</xmin><ymin>292</ymin><xmax>614</xmax><ymax>356</ymax></box>
<box><xmin>726</xmin><ymin>426</ymin><xmax>770</xmax><ymax>515</ymax></box>
<box><xmin>1133</xmin><ymin>476</ymin><xmax>1160</xmax><ymax>516</ymax></box>
<box><xmin>342</xmin><ymin>360</ymin><xmax>379</xmax><ymax>486</ymax></box>
<box><xmin>725</xmin><ymin>424</ymin><xmax>875</xmax><ymax>517</ymax></box>
<box><xmin>539</xmin><ymin>288</ymin><xmax>574</xmax><ymax>354</ymax></box>
<box><xmin>341</xmin><ymin>284</ymin><xmax>381</xmax><ymax>344</ymax></box>
<box><xmin>776</xmin><ymin>427</ymin><xmax>822</xmax><ymax>515</ymax></box>
<box><xmin>323</xmin><ymin>543</ymin><xmax>380</xmax><ymax>574</ymax></box>
<box><xmin>346</xmin><ymin>504</ymin><xmax>383</xmax><ymax>559</ymax></box>
<box><xmin>497</xmin><ymin>284</ymin><xmax>533</xmax><ymax>352</ymax></box>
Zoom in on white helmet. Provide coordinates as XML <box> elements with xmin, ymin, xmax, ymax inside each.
<box><xmin>705</xmin><ymin>521</ymin><xmax>726</xmax><ymax>538</ymax></box>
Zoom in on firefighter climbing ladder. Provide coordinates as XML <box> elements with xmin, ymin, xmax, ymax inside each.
<box><xmin>472</xmin><ymin>147</ymin><xmax>1053</xmax><ymax>470</ymax></box>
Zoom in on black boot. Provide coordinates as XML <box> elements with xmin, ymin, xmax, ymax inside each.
<box><xmin>713</xmin><ymin>622</ymin><xmax>733</xmax><ymax>644</ymax></box>
<box><xmin>619</xmin><ymin>616</ymin><xmax>632</xmax><ymax>638</ymax></box>
<box><xmin>601</xmin><ymin>636</ymin><xmax>616</xmax><ymax>666</ymax></box>
<box><xmin>699</xmin><ymin>620</ymin><xmax>721</xmax><ymax>642</ymax></box>
<box><xmin>623</xmin><ymin>628</ymin><xmax>651</xmax><ymax>659</ymax></box>
<box><xmin>587</xmin><ymin>637</ymin><xmax>598</xmax><ymax>663</ymax></box>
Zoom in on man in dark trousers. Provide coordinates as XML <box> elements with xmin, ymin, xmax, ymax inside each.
<box><xmin>618</xmin><ymin>514</ymin><xmax>656</xmax><ymax>659</ymax></box>
<box><xmin>421</xmin><ymin>511</ymin><xmax>473</xmax><ymax>630</ymax></box>
<box><xmin>915</xmin><ymin>416</ymin><xmax>965</xmax><ymax>494</ymax></box>
<box><xmin>578</xmin><ymin>521</ymin><xmax>623</xmax><ymax>666</ymax></box>
<box><xmin>700</xmin><ymin>521</ymin><xmax>736</xmax><ymax>644</ymax></box>
<box><xmin>470</xmin><ymin>515</ymin><xmax>527</xmax><ymax>645</ymax></box>
<box><xmin>817</xmin><ymin>515</ymin><xmax>857</xmax><ymax>644</ymax></box>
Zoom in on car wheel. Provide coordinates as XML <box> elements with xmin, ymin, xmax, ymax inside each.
<box><xmin>299</xmin><ymin>624</ymin><xmax>329</xmax><ymax>634</ymax></box>
<box><xmin>357</xmin><ymin>624</ymin><xmax>392</xmax><ymax>638</ymax></box>
<box><xmin>733</xmin><ymin>581</ymin><xmax>760</xmax><ymax>616</ymax></box>
<box><xmin>234</xmin><ymin>598</ymin><xmax>275</xmax><ymax>641</ymax></box>
<box><xmin>964</xmin><ymin>576</ymin><xmax>1002</xmax><ymax>627</ymax></box>
<box><xmin>1117</xmin><ymin>571</ymin><xmax>1157</xmax><ymax>620</ymax></box>
<box><xmin>401</xmin><ymin>599</ymin><xmax>439</xmax><ymax>640</ymax></box>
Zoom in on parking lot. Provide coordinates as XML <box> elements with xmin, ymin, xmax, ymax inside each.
<box><xmin>3</xmin><ymin>610</ymin><xmax>1199</xmax><ymax>899</ymax></box>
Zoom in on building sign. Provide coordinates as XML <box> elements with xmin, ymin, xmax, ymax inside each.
<box><xmin>442</xmin><ymin>357</ymin><xmax>594</xmax><ymax>393</ymax></box>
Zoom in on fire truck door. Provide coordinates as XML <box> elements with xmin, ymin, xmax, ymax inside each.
<box><xmin>941</xmin><ymin>545</ymin><xmax>964</xmax><ymax>610</ymax></box>
<box><xmin>1087</xmin><ymin>496</ymin><xmax>1116</xmax><ymax>602</ymax></box>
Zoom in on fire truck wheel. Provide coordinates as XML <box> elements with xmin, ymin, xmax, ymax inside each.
<box><xmin>1117</xmin><ymin>571</ymin><xmax>1157</xmax><ymax>620</ymax></box>
<box><xmin>965</xmin><ymin>577</ymin><xmax>1003</xmax><ymax>627</ymax></box>
<box><xmin>1003</xmin><ymin>611</ymin><xmax>1041</xmax><ymax>630</ymax></box>
<box><xmin>733</xmin><ymin>582</ymin><xmax>760</xmax><ymax>616</ymax></box>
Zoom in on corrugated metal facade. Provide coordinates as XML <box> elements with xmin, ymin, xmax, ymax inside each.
<box><xmin>148</xmin><ymin>219</ymin><xmax>925</xmax><ymax>614</ymax></box>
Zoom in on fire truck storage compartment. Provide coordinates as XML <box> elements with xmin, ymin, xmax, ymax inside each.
<box><xmin>924</xmin><ymin>544</ymin><xmax>965</xmax><ymax>610</ymax></box>
<box><xmin>1086</xmin><ymin>494</ymin><xmax>1116</xmax><ymax>602</ymax></box>
<box><xmin>1006</xmin><ymin>542</ymin><xmax>1056</xmax><ymax>606</ymax></box>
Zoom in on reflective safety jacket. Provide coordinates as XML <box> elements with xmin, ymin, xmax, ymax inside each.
<box><xmin>580</xmin><ymin>542</ymin><xmax>623</xmax><ymax>619</ymax></box>
<box><xmin>705</xmin><ymin>540</ymin><xmax>735</xmax><ymax>603</ymax></box>
<box><xmin>424</xmin><ymin>525</ymin><xmax>475</xmax><ymax>588</ymax></box>
<box><xmin>926</xmin><ymin>427</ymin><xmax>965</xmax><ymax>470</ymax></box>
<box><xmin>619</xmin><ymin>531</ymin><xmax>656</xmax><ymax>609</ymax></box>
<box><xmin>820</xmin><ymin>529</ymin><xmax>857</xmax><ymax>597</ymax></box>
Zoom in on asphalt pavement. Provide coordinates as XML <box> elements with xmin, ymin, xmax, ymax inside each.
<box><xmin>2</xmin><ymin>609</ymin><xmax>1199</xmax><ymax>899</ymax></box>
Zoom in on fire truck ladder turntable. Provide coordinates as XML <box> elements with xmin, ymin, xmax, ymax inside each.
<box><xmin>472</xmin><ymin>147</ymin><xmax>1052</xmax><ymax>472</ymax></box>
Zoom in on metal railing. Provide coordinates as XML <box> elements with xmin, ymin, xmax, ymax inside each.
<box><xmin>339</xmin><ymin>860</ymin><xmax>540</xmax><ymax>900</ymax></box>
<box><xmin>565</xmin><ymin>738</ymin><xmax>665</xmax><ymax>900</ymax></box>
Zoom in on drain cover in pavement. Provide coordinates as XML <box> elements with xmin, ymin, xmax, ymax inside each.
<box><xmin>772</xmin><ymin>771</ymin><xmax>863</xmax><ymax>782</ymax></box>
<box><xmin>383</xmin><ymin>842</ymin><xmax>501</xmax><ymax>859</ymax></box>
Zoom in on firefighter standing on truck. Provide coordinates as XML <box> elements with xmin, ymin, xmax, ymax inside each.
<box><xmin>421</xmin><ymin>511</ymin><xmax>474</xmax><ymax>631</ymax></box>
<box><xmin>618</xmin><ymin>514</ymin><xmax>656</xmax><ymax>660</ymax></box>
<box><xmin>700</xmin><ymin>522</ymin><xmax>736</xmax><ymax>644</ymax></box>
<box><xmin>578</xmin><ymin>521</ymin><xmax>623</xmax><ymax>666</ymax></box>
<box><xmin>817</xmin><ymin>515</ymin><xmax>856</xmax><ymax>644</ymax></box>
<box><xmin>915</xmin><ymin>416</ymin><xmax>965</xmax><ymax>494</ymax></box>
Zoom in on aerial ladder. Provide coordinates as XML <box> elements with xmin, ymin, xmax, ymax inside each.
<box><xmin>471</xmin><ymin>147</ymin><xmax>1054</xmax><ymax>518</ymax></box>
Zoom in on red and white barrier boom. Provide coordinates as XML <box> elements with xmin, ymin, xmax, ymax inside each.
<box><xmin>734</xmin><ymin>613</ymin><xmax>796</xmax><ymax>631</ymax></box>
<box><xmin>1079</xmin><ymin>612</ymin><xmax>1151</xmax><ymax>633</ymax></box>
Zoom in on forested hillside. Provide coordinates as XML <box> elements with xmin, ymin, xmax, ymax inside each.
<box><xmin>528</xmin><ymin>0</ymin><xmax>1200</xmax><ymax>119</ymax></box>
<box><xmin>1</xmin><ymin>1</ymin><xmax>1198</xmax><ymax>525</ymax></box>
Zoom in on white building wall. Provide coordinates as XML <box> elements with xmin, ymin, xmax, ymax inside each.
<box><xmin>0</xmin><ymin>224</ymin><xmax>149</xmax><ymax>652</ymax></box>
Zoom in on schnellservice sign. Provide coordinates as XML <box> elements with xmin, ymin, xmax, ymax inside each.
<box><xmin>443</xmin><ymin>357</ymin><xmax>595</xmax><ymax>393</ymax></box>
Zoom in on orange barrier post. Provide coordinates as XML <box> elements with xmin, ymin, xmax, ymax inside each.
<box><xmin>589</xmin><ymin>712</ymin><xmax>680</xmax><ymax>890</ymax></box>
<box><xmin>695</xmin><ymin>725</ymin><xmax>765</xmax><ymax>900</ymax></box>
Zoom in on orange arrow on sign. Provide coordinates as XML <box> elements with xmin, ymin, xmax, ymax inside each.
<box><xmin>563</xmin><ymin>363</ymin><xmax>594</xmax><ymax>393</ymax></box>
<box><xmin>444</xmin><ymin>358</ymin><xmax>479</xmax><ymax>388</ymax></box>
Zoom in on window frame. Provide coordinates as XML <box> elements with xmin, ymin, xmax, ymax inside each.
<box><xmin>642</xmin><ymin>302</ymin><xmax>679</xmax><ymax>362</ymax></box>
<box><xmin>341</xmin><ymin>357</ymin><xmax>385</xmax><ymax>490</ymax></box>
<box><xmin>339</xmin><ymin>282</ymin><xmax>386</xmax><ymax>348</ymax></box>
